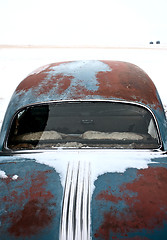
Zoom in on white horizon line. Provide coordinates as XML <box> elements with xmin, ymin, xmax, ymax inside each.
<box><xmin>0</xmin><ymin>44</ymin><xmax>167</xmax><ymax>50</ymax></box>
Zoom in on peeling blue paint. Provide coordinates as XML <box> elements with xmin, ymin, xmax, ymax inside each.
<box><xmin>45</xmin><ymin>60</ymin><xmax>112</xmax><ymax>91</ymax></box>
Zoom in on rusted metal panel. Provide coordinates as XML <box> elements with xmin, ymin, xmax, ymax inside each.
<box><xmin>15</xmin><ymin>60</ymin><xmax>162</xmax><ymax>109</ymax></box>
<box><xmin>0</xmin><ymin>158</ymin><xmax>63</xmax><ymax>239</ymax></box>
<box><xmin>0</xmin><ymin>60</ymin><xmax>167</xmax><ymax>151</ymax></box>
<box><xmin>1</xmin><ymin>60</ymin><xmax>167</xmax><ymax>239</ymax></box>
<box><xmin>92</xmin><ymin>164</ymin><xmax>167</xmax><ymax>239</ymax></box>
<box><xmin>1</xmin><ymin>151</ymin><xmax>167</xmax><ymax>239</ymax></box>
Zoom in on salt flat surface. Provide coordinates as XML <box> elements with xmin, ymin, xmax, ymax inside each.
<box><xmin>0</xmin><ymin>47</ymin><xmax>167</xmax><ymax>129</ymax></box>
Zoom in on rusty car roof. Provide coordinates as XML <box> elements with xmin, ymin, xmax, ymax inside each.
<box><xmin>15</xmin><ymin>60</ymin><xmax>162</xmax><ymax>109</ymax></box>
<box><xmin>1</xmin><ymin>60</ymin><xmax>167</xmax><ymax>151</ymax></box>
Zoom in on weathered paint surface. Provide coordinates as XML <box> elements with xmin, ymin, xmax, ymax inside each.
<box><xmin>1</xmin><ymin>150</ymin><xmax>167</xmax><ymax>239</ymax></box>
<box><xmin>0</xmin><ymin>158</ymin><xmax>63</xmax><ymax>239</ymax></box>
<box><xmin>92</xmin><ymin>165</ymin><xmax>167</xmax><ymax>239</ymax></box>
<box><xmin>1</xmin><ymin>60</ymin><xmax>167</xmax><ymax>150</ymax></box>
<box><xmin>1</xmin><ymin>60</ymin><xmax>167</xmax><ymax>239</ymax></box>
<box><xmin>15</xmin><ymin>60</ymin><xmax>162</xmax><ymax>109</ymax></box>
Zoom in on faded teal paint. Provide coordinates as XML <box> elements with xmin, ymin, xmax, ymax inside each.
<box><xmin>1</xmin><ymin>60</ymin><xmax>167</xmax><ymax>240</ymax></box>
<box><xmin>1</xmin><ymin>152</ymin><xmax>167</xmax><ymax>239</ymax></box>
<box><xmin>0</xmin><ymin>157</ymin><xmax>63</xmax><ymax>239</ymax></box>
<box><xmin>92</xmin><ymin>163</ymin><xmax>167</xmax><ymax>240</ymax></box>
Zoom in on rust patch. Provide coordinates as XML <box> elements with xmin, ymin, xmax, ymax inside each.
<box><xmin>16</xmin><ymin>71</ymin><xmax>48</xmax><ymax>92</ymax></box>
<box><xmin>8</xmin><ymin>199</ymin><xmax>54</xmax><ymax>237</ymax></box>
<box><xmin>1</xmin><ymin>170</ymin><xmax>55</xmax><ymax>237</ymax></box>
<box><xmin>96</xmin><ymin>189</ymin><xmax>121</xmax><ymax>203</ymax></box>
<box><xmin>16</xmin><ymin>62</ymin><xmax>70</xmax><ymax>93</ymax></box>
<box><xmin>69</xmin><ymin>85</ymin><xmax>96</xmax><ymax>99</ymax></box>
<box><xmin>16</xmin><ymin>72</ymin><xmax>73</xmax><ymax>96</ymax></box>
<box><xmin>95</xmin><ymin>167</ymin><xmax>167</xmax><ymax>239</ymax></box>
<box><xmin>96</xmin><ymin>61</ymin><xmax>161</xmax><ymax>109</ymax></box>
<box><xmin>110</xmin><ymin>237</ymin><xmax>151</xmax><ymax>240</ymax></box>
<box><xmin>56</xmin><ymin>74</ymin><xmax>73</xmax><ymax>94</ymax></box>
<box><xmin>2</xmin><ymin>170</ymin><xmax>54</xmax><ymax>204</ymax></box>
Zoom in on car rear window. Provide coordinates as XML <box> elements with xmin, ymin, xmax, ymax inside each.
<box><xmin>7</xmin><ymin>101</ymin><xmax>160</xmax><ymax>150</ymax></box>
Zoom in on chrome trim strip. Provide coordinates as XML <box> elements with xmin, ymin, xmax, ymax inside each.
<box><xmin>60</xmin><ymin>161</ymin><xmax>91</xmax><ymax>240</ymax></box>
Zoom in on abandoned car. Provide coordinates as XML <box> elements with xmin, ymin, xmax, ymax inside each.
<box><xmin>0</xmin><ymin>60</ymin><xmax>167</xmax><ymax>239</ymax></box>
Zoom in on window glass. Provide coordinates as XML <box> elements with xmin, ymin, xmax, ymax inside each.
<box><xmin>7</xmin><ymin>102</ymin><xmax>160</xmax><ymax>150</ymax></box>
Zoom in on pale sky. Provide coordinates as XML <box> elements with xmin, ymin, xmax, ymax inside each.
<box><xmin>0</xmin><ymin>0</ymin><xmax>167</xmax><ymax>46</ymax></box>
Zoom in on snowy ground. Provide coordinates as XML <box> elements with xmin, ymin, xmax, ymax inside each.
<box><xmin>0</xmin><ymin>47</ymin><xmax>167</xmax><ymax>129</ymax></box>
